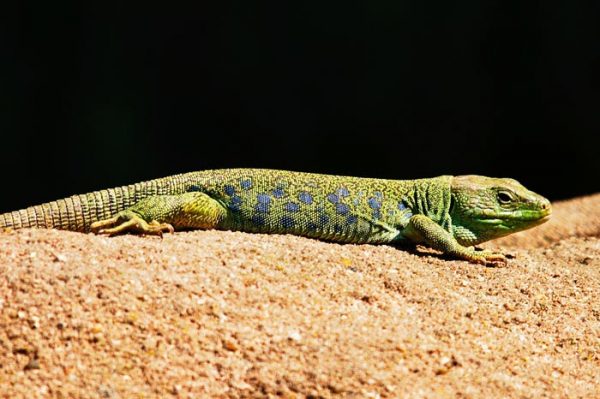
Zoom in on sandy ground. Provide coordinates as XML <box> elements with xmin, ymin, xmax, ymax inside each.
<box><xmin>0</xmin><ymin>194</ymin><xmax>599</xmax><ymax>398</ymax></box>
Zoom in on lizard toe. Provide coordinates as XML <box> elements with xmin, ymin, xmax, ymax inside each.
<box><xmin>481</xmin><ymin>251</ymin><xmax>507</xmax><ymax>266</ymax></box>
<box><xmin>90</xmin><ymin>216</ymin><xmax>121</xmax><ymax>233</ymax></box>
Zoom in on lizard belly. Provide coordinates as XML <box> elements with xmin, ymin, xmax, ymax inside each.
<box><xmin>213</xmin><ymin>191</ymin><xmax>404</xmax><ymax>244</ymax></box>
<box><xmin>235</xmin><ymin>206</ymin><xmax>401</xmax><ymax>244</ymax></box>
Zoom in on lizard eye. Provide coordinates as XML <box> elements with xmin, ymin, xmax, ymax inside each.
<box><xmin>497</xmin><ymin>191</ymin><xmax>513</xmax><ymax>204</ymax></box>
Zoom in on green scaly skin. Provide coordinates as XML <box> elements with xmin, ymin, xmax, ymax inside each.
<box><xmin>0</xmin><ymin>169</ymin><xmax>552</xmax><ymax>264</ymax></box>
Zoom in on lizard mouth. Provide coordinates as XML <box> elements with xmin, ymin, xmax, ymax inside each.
<box><xmin>532</xmin><ymin>206</ymin><xmax>552</xmax><ymax>223</ymax></box>
<box><xmin>476</xmin><ymin>208</ymin><xmax>552</xmax><ymax>225</ymax></box>
<box><xmin>517</xmin><ymin>209</ymin><xmax>552</xmax><ymax>222</ymax></box>
<box><xmin>539</xmin><ymin>214</ymin><xmax>552</xmax><ymax>223</ymax></box>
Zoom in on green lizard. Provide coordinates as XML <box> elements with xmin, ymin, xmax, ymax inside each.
<box><xmin>0</xmin><ymin>169</ymin><xmax>551</xmax><ymax>264</ymax></box>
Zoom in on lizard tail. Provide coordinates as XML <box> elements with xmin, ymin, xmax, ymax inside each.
<box><xmin>0</xmin><ymin>189</ymin><xmax>131</xmax><ymax>232</ymax></box>
<box><xmin>0</xmin><ymin>172</ymin><xmax>203</xmax><ymax>232</ymax></box>
<box><xmin>0</xmin><ymin>183</ymin><xmax>171</xmax><ymax>232</ymax></box>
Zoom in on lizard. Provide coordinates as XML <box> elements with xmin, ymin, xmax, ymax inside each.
<box><xmin>0</xmin><ymin>169</ymin><xmax>551</xmax><ymax>264</ymax></box>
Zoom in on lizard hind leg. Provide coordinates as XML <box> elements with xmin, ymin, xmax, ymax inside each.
<box><xmin>90</xmin><ymin>211</ymin><xmax>174</xmax><ymax>236</ymax></box>
<box><xmin>90</xmin><ymin>192</ymin><xmax>227</xmax><ymax>236</ymax></box>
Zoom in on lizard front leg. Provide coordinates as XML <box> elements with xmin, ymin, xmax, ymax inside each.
<box><xmin>401</xmin><ymin>214</ymin><xmax>506</xmax><ymax>265</ymax></box>
<box><xmin>90</xmin><ymin>192</ymin><xmax>228</xmax><ymax>236</ymax></box>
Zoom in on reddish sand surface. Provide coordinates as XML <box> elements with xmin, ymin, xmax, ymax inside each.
<box><xmin>1</xmin><ymin>194</ymin><xmax>599</xmax><ymax>398</ymax></box>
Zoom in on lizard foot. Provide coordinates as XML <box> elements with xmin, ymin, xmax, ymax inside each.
<box><xmin>465</xmin><ymin>248</ymin><xmax>507</xmax><ymax>266</ymax></box>
<box><xmin>90</xmin><ymin>212</ymin><xmax>174</xmax><ymax>237</ymax></box>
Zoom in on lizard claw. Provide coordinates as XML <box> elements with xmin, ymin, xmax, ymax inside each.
<box><xmin>470</xmin><ymin>249</ymin><xmax>507</xmax><ymax>266</ymax></box>
<box><xmin>455</xmin><ymin>247</ymin><xmax>507</xmax><ymax>266</ymax></box>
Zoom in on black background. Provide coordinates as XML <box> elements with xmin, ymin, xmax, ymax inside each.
<box><xmin>2</xmin><ymin>1</ymin><xmax>599</xmax><ymax>212</ymax></box>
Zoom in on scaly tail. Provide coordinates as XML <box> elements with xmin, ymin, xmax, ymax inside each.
<box><xmin>0</xmin><ymin>173</ymin><xmax>196</xmax><ymax>232</ymax></box>
<box><xmin>0</xmin><ymin>188</ymin><xmax>142</xmax><ymax>232</ymax></box>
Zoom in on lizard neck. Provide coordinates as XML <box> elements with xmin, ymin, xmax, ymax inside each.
<box><xmin>404</xmin><ymin>176</ymin><xmax>453</xmax><ymax>229</ymax></box>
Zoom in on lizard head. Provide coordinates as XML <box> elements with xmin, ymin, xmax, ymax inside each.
<box><xmin>449</xmin><ymin>175</ymin><xmax>552</xmax><ymax>245</ymax></box>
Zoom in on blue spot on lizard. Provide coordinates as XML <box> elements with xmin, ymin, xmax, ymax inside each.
<box><xmin>280</xmin><ymin>216</ymin><xmax>295</xmax><ymax>228</ymax></box>
<box><xmin>336</xmin><ymin>203</ymin><xmax>349</xmax><ymax>215</ymax></box>
<box><xmin>257</xmin><ymin>193</ymin><xmax>271</xmax><ymax>204</ymax></box>
<box><xmin>368</xmin><ymin>197</ymin><xmax>381</xmax><ymax>209</ymax></box>
<box><xmin>337</xmin><ymin>187</ymin><xmax>350</xmax><ymax>198</ymax></box>
<box><xmin>252</xmin><ymin>214</ymin><xmax>265</xmax><ymax>226</ymax></box>
<box><xmin>224</xmin><ymin>185</ymin><xmax>236</xmax><ymax>196</ymax></box>
<box><xmin>285</xmin><ymin>202</ymin><xmax>300</xmax><ymax>212</ymax></box>
<box><xmin>255</xmin><ymin>203</ymin><xmax>269</xmax><ymax>213</ymax></box>
<box><xmin>240</xmin><ymin>179</ymin><xmax>253</xmax><ymax>190</ymax></box>
<box><xmin>327</xmin><ymin>193</ymin><xmax>339</xmax><ymax>204</ymax></box>
<box><xmin>298</xmin><ymin>192</ymin><xmax>313</xmax><ymax>204</ymax></box>
<box><xmin>228</xmin><ymin>195</ymin><xmax>243</xmax><ymax>211</ymax></box>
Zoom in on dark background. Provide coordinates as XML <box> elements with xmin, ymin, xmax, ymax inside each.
<box><xmin>2</xmin><ymin>1</ymin><xmax>599</xmax><ymax>212</ymax></box>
